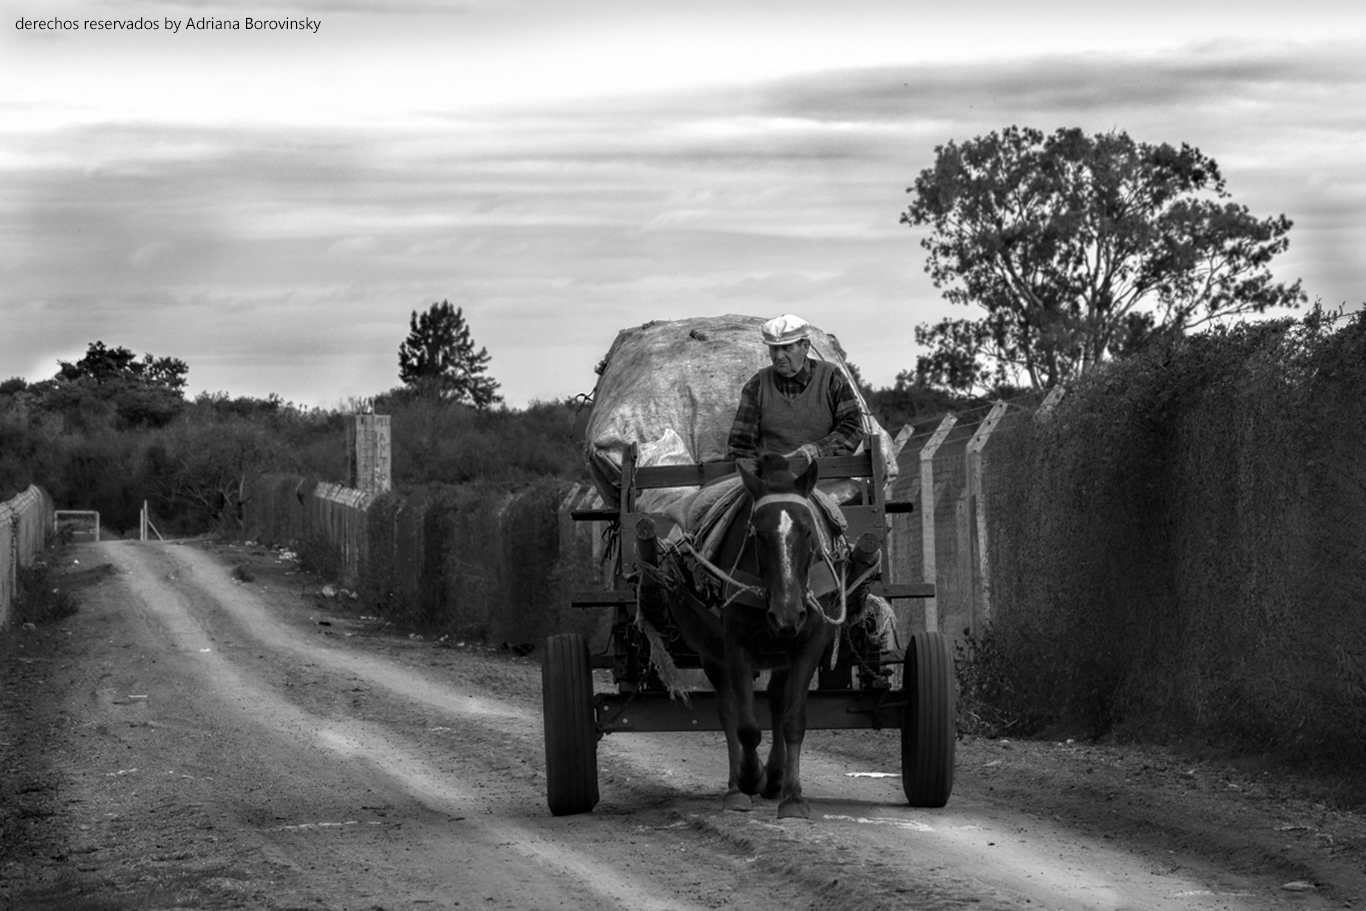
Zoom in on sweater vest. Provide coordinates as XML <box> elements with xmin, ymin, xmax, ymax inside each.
<box><xmin>754</xmin><ymin>359</ymin><xmax>839</xmax><ymax>455</ymax></box>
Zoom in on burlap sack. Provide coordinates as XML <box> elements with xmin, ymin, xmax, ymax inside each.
<box><xmin>584</xmin><ymin>314</ymin><xmax>895</xmax><ymax>508</ymax></box>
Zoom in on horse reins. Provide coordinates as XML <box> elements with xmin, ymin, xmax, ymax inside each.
<box><xmin>650</xmin><ymin>490</ymin><xmax>873</xmax><ymax>629</ymax></box>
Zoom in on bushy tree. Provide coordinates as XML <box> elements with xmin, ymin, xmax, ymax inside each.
<box><xmin>57</xmin><ymin>341</ymin><xmax>187</xmax><ymax>391</ymax></box>
<box><xmin>43</xmin><ymin>341</ymin><xmax>189</xmax><ymax>428</ymax></box>
<box><xmin>397</xmin><ymin>301</ymin><xmax>502</xmax><ymax>408</ymax></box>
<box><xmin>903</xmin><ymin>126</ymin><xmax>1306</xmax><ymax>394</ymax></box>
<box><xmin>149</xmin><ymin>417</ymin><xmax>300</xmax><ymax>530</ymax></box>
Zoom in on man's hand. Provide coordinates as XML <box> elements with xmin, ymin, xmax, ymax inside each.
<box><xmin>781</xmin><ymin>443</ymin><xmax>820</xmax><ymax>471</ymax></box>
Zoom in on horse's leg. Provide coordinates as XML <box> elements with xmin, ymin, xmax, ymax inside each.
<box><xmin>702</xmin><ymin>658</ymin><xmax>753</xmax><ymax>812</ymax></box>
<box><xmin>775</xmin><ymin>628</ymin><xmax>836</xmax><ymax>819</ymax></box>
<box><xmin>724</xmin><ymin>640</ymin><xmax>766</xmax><ymax>801</ymax></box>
<box><xmin>761</xmin><ymin>667</ymin><xmax>789</xmax><ymax>800</ymax></box>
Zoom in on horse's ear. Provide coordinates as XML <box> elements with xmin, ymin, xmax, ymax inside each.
<box><xmin>795</xmin><ymin>457</ymin><xmax>819</xmax><ymax>497</ymax></box>
<box><xmin>737</xmin><ymin>459</ymin><xmax>765</xmax><ymax>501</ymax></box>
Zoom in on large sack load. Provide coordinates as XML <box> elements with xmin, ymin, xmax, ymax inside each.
<box><xmin>584</xmin><ymin>314</ymin><xmax>895</xmax><ymax>509</ymax></box>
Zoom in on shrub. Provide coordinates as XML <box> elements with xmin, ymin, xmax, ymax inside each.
<box><xmin>14</xmin><ymin>561</ymin><xmax>79</xmax><ymax>625</ymax></box>
<box><xmin>953</xmin><ymin>627</ymin><xmax>1042</xmax><ymax>738</ymax></box>
<box><xmin>297</xmin><ymin>531</ymin><xmax>344</xmax><ymax>582</ymax></box>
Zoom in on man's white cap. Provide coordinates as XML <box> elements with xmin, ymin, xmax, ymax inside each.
<box><xmin>761</xmin><ymin>314</ymin><xmax>811</xmax><ymax>346</ymax></box>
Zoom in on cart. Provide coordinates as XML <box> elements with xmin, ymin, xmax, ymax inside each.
<box><xmin>542</xmin><ymin>439</ymin><xmax>956</xmax><ymax>816</ymax></box>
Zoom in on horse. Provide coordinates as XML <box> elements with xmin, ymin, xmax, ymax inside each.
<box><xmin>670</xmin><ymin>452</ymin><xmax>843</xmax><ymax>819</ymax></box>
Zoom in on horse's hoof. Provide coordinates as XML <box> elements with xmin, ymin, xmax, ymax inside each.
<box><xmin>776</xmin><ymin>798</ymin><xmax>810</xmax><ymax>820</ymax></box>
<box><xmin>723</xmin><ymin>790</ymin><xmax>754</xmax><ymax>812</ymax></box>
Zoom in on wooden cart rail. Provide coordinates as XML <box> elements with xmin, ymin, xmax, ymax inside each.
<box><xmin>571</xmin><ymin>440</ymin><xmax>932</xmax><ymax>611</ymax></box>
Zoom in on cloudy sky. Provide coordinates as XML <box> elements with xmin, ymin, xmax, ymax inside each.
<box><xmin>4</xmin><ymin>0</ymin><xmax>1363</xmax><ymax>409</ymax></box>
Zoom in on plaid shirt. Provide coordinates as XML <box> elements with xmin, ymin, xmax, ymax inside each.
<box><xmin>727</xmin><ymin>359</ymin><xmax>864</xmax><ymax>459</ymax></box>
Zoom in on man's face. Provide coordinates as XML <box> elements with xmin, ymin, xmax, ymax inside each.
<box><xmin>768</xmin><ymin>340</ymin><xmax>808</xmax><ymax>378</ymax></box>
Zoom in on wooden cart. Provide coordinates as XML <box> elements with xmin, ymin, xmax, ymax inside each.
<box><xmin>542</xmin><ymin>440</ymin><xmax>956</xmax><ymax>816</ymax></box>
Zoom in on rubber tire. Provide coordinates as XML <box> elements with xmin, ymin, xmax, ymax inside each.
<box><xmin>901</xmin><ymin>631</ymin><xmax>956</xmax><ymax>807</ymax></box>
<box><xmin>543</xmin><ymin>633</ymin><xmax>600</xmax><ymax>816</ymax></box>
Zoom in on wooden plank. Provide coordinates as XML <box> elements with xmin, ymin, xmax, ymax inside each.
<box><xmin>632</xmin><ymin>462</ymin><xmax>738</xmax><ymax>489</ymax></box>
<box><xmin>595</xmin><ymin>689</ymin><xmax>907</xmax><ymax>733</ymax></box>
<box><xmin>570</xmin><ymin>509</ymin><xmax>618</xmax><ymax>522</ymax></box>
<box><xmin>631</xmin><ymin>452</ymin><xmax>878</xmax><ymax>490</ymax></box>
<box><xmin>871</xmin><ymin>582</ymin><xmax>936</xmax><ymax>600</ymax></box>
<box><xmin>813</xmin><ymin>453</ymin><xmax>879</xmax><ymax>481</ymax></box>
<box><xmin>571</xmin><ymin>590</ymin><xmax>636</xmax><ymax>608</ymax></box>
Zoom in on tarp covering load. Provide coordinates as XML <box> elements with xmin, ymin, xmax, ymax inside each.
<box><xmin>584</xmin><ymin>314</ymin><xmax>896</xmax><ymax>509</ymax></box>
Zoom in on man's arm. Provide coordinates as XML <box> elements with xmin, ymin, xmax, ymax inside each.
<box><xmin>726</xmin><ymin>374</ymin><xmax>763</xmax><ymax>460</ymax></box>
<box><xmin>810</xmin><ymin>370</ymin><xmax>865</xmax><ymax>457</ymax></box>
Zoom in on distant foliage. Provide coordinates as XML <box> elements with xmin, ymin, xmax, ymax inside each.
<box><xmin>374</xmin><ymin>392</ymin><xmax>587</xmax><ymax>487</ymax></box>
<box><xmin>0</xmin><ymin>357</ymin><xmax>347</xmax><ymax>534</ymax></box>
<box><xmin>0</xmin><ymin>339</ymin><xmax>587</xmax><ymax>535</ymax></box>
<box><xmin>862</xmin><ymin>372</ymin><xmax>1000</xmax><ymax>434</ymax></box>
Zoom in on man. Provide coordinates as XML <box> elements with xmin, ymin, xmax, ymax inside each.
<box><xmin>726</xmin><ymin>314</ymin><xmax>864</xmax><ymax>467</ymax></box>
<box><xmin>725</xmin><ymin>315</ymin><xmax>887</xmax><ymax>687</ymax></box>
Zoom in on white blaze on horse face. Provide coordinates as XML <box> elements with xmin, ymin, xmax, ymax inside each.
<box><xmin>776</xmin><ymin>509</ymin><xmax>795</xmax><ymax>580</ymax></box>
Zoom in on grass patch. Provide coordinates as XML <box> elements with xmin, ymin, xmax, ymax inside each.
<box><xmin>954</xmin><ymin>627</ymin><xmax>1039</xmax><ymax>739</ymax></box>
<box><xmin>13</xmin><ymin>561</ymin><xmax>80</xmax><ymax>625</ymax></box>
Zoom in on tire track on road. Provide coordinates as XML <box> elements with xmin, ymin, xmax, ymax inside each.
<box><xmin>98</xmin><ymin>541</ymin><xmax>805</xmax><ymax>911</ymax></box>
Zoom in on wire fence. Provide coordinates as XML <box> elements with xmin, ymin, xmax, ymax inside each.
<box><xmin>883</xmin><ymin>389</ymin><xmax>1049</xmax><ymax>646</ymax></box>
<box><xmin>0</xmin><ymin>486</ymin><xmax>55</xmax><ymax>631</ymax></box>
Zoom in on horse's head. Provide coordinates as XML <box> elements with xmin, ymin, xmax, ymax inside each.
<box><xmin>737</xmin><ymin>453</ymin><xmax>822</xmax><ymax>638</ymax></box>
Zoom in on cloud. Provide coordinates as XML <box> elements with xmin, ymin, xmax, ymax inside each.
<box><xmin>2</xmin><ymin>33</ymin><xmax>1362</xmax><ymax>406</ymax></box>
<box><xmin>128</xmin><ymin>240</ymin><xmax>174</xmax><ymax>266</ymax></box>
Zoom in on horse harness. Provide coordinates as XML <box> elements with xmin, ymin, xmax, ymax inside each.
<box><xmin>674</xmin><ymin>492</ymin><xmax>874</xmax><ymax>627</ymax></box>
<box><xmin>632</xmin><ymin>490</ymin><xmax>884</xmax><ymax>692</ymax></box>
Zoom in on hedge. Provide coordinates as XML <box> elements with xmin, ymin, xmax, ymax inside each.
<box><xmin>245</xmin><ymin>475</ymin><xmax>608</xmax><ymax>649</ymax></box>
<box><xmin>984</xmin><ymin>308</ymin><xmax>1366</xmax><ymax>759</ymax></box>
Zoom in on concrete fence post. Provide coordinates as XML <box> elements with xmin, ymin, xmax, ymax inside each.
<box><xmin>1036</xmin><ymin>385</ymin><xmax>1066</xmax><ymax>421</ymax></box>
<box><xmin>891</xmin><ymin>423</ymin><xmax>914</xmax><ymax>458</ymax></box>
<box><xmin>919</xmin><ymin>414</ymin><xmax>957</xmax><ymax>633</ymax></box>
<box><xmin>966</xmin><ymin>402</ymin><xmax>1009</xmax><ymax>631</ymax></box>
<box><xmin>348</xmin><ymin>414</ymin><xmax>392</xmax><ymax>495</ymax></box>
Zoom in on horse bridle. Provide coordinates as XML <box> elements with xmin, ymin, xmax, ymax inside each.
<box><xmin>741</xmin><ymin>493</ymin><xmax>847</xmax><ymax>625</ymax></box>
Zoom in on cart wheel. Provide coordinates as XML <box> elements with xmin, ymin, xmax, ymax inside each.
<box><xmin>542</xmin><ymin>633</ymin><xmax>600</xmax><ymax>816</ymax></box>
<box><xmin>901</xmin><ymin>631</ymin><xmax>956</xmax><ymax>808</ymax></box>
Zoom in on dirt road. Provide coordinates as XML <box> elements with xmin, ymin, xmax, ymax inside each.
<box><xmin>2</xmin><ymin>540</ymin><xmax>1363</xmax><ymax>910</ymax></box>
